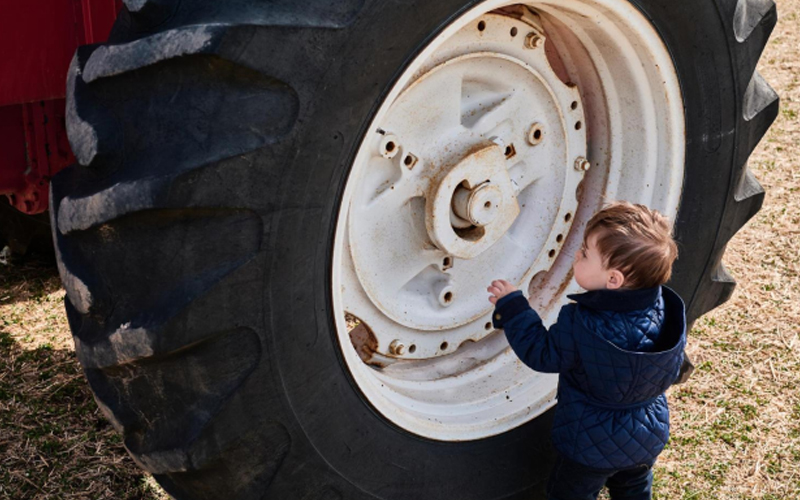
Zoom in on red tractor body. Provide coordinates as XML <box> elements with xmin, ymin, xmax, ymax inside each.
<box><xmin>0</xmin><ymin>0</ymin><xmax>119</xmax><ymax>214</ymax></box>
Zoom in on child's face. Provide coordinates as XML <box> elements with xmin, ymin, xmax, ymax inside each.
<box><xmin>572</xmin><ymin>232</ymin><xmax>624</xmax><ymax>291</ymax></box>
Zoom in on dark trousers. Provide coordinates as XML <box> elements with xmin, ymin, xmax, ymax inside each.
<box><xmin>546</xmin><ymin>452</ymin><xmax>654</xmax><ymax>500</ymax></box>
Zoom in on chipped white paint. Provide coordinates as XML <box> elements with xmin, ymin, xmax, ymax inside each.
<box><xmin>83</xmin><ymin>25</ymin><xmax>219</xmax><ymax>83</ymax></box>
<box><xmin>333</xmin><ymin>0</ymin><xmax>685</xmax><ymax>441</ymax></box>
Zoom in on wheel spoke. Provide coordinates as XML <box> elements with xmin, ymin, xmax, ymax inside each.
<box><xmin>460</xmin><ymin>75</ymin><xmax>516</xmax><ymax>133</ymax></box>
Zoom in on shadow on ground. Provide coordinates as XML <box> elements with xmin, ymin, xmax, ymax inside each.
<box><xmin>0</xmin><ymin>268</ymin><xmax>164</xmax><ymax>499</ymax></box>
<box><xmin>0</xmin><ymin>255</ymin><xmax>61</xmax><ymax>306</ymax></box>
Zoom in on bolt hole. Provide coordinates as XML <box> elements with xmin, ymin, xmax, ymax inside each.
<box><xmin>404</xmin><ymin>155</ymin><xmax>413</xmax><ymax>166</ymax></box>
<box><xmin>510</xmin><ymin>27</ymin><xmax>518</xmax><ymax>37</ymax></box>
<box><xmin>549</xmin><ymin>249</ymin><xmax>556</xmax><ymax>258</ymax></box>
<box><xmin>478</xmin><ymin>20</ymin><xmax>486</xmax><ymax>31</ymax></box>
<box><xmin>485</xmin><ymin>322</ymin><xmax>492</xmax><ymax>331</ymax></box>
<box><xmin>444</xmin><ymin>291</ymin><xmax>453</xmax><ymax>303</ymax></box>
<box><xmin>385</xmin><ymin>141</ymin><xmax>396</xmax><ymax>152</ymax></box>
<box><xmin>443</xmin><ymin>256</ymin><xmax>452</xmax><ymax>267</ymax></box>
<box><xmin>409</xmin><ymin>344</ymin><xmax>417</xmax><ymax>353</ymax></box>
<box><xmin>533</xmin><ymin>129</ymin><xmax>542</xmax><ymax>140</ymax></box>
<box><xmin>440</xmin><ymin>342</ymin><xmax>449</xmax><ymax>351</ymax></box>
<box><xmin>565</xmin><ymin>213</ymin><xmax>572</xmax><ymax>222</ymax></box>
<box><xmin>571</xmin><ymin>101</ymin><xmax>578</xmax><ymax>110</ymax></box>
<box><xmin>504</xmin><ymin>143</ymin><xmax>516</xmax><ymax>159</ymax></box>
<box><xmin>575</xmin><ymin>121</ymin><xmax>582</xmax><ymax>130</ymax></box>
<box><xmin>556</xmin><ymin>234</ymin><xmax>564</xmax><ymax>243</ymax></box>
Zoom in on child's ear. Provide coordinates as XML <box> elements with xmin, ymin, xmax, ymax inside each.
<box><xmin>606</xmin><ymin>269</ymin><xmax>625</xmax><ymax>290</ymax></box>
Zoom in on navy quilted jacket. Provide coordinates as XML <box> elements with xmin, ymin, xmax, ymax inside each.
<box><xmin>493</xmin><ymin>286</ymin><xmax>686</xmax><ymax>470</ymax></box>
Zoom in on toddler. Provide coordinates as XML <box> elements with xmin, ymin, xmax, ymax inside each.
<box><xmin>487</xmin><ymin>201</ymin><xmax>686</xmax><ymax>500</ymax></box>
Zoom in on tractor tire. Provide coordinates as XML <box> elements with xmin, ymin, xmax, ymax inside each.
<box><xmin>52</xmin><ymin>0</ymin><xmax>778</xmax><ymax>498</ymax></box>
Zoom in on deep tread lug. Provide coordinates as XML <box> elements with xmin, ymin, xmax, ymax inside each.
<box><xmin>743</xmin><ymin>70</ymin><xmax>780</xmax><ymax>123</ymax></box>
<box><xmin>732</xmin><ymin>0</ymin><xmax>777</xmax><ymax>92</ymax></box>
<box><xmin>733</xmin><ymin>0</ymin><xmax>776</xmax><ymax>42</ymax></box>
<box><xmin>66</xmin><ymin>46</ymin><xmax>122</xmax><ymax>169</ymax></box>
<box><xmin>734</xmin><ymin>71</ymin><xmax>779</xmax><ymax>182</ymax></box>
<box><xmin>688</xmin><ymin>261</ymin><xmax>736</xmax><ymax>321</ymax></box>
<box><xmin>79</xmin><ymin>54</ymin><xmax>298</xmax><ymax>178</ymax></box>
<box><xmin>83</xmin><ymin>25</ymin><xmax>227</xmax><ymax>83</ymax></box>
<box><xmin>715</xmin><ymin>168</ymin><xmax>765</xmax><ymax>251</ymax></box>
<box><xmin>83</xmin><ymin>327</ymin><xmax>262</xmax><ymax>471</ymax></box>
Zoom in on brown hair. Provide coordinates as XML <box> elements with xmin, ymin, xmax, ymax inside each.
<box><xmin>584</xmin><ymin>201</ymin><xmax>678</xmax><ymax>289</ymax></box>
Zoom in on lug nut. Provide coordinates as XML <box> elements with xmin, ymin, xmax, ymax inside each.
<box><xmin>575</xmin><ymin>157</ymin><xmax>591</xmax><ymax>171</ymax></box>
<box><xmin>525</xmin><ymin>32</ymin><xmax>544</xmax><ymax>49</ymax></box>
<box><xmin>389</xmin><ymin>340</ymin><xmax>406</xmax><ymax>355</ymax></box>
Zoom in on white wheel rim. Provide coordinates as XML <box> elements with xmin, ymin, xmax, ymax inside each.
<box><xmin>332</xmin><ymin>0</ymin><xmax>684</xmax><ymax>441</ymax></box>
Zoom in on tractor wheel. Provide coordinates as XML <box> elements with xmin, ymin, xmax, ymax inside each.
<box><xmin>52</xmin><ymin>0</ymin><xmax>778</xmax><ymax>498</ymax></box>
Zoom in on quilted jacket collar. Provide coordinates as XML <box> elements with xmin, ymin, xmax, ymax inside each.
<box><xmin>567</xmin><ymin>286</ymin><xmax>661</xmax><ymax>312</ymax></box>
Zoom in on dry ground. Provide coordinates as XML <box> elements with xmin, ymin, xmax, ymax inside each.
<box><xmin>653</xmin><ymin>1</ymin><xmax>800</xmax><ymax>497</ymax></box>
<box><xmin>0</xmin><ymin>2</ymin><xmax>798</xmax><ymax>498</ymax></box>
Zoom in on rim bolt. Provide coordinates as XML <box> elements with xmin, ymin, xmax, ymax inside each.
<box><xmin>438</xmin><ymin>285</ymin><xmax>455</xmax><ymax>307</ymax></box>
<box><xmin>575</xmin><ymin>157</ymin><xmax>591</xmax><ymax>171</ymax></box>
<box><xmin>525</xmin><ymin>32</ymin><xmax>544</xmax><ymax>49</ymax></box>
<box><xmin>528</xmin><ymin>123</ymin><xmax>544</xmax><ymax>145</ymax></box>
<box><xmin>380</xmin><ymin>134</ymin><xmax>400</xmax><ymax>159</ymax></box>
<box><xmin>389</xmin><ymin>340</ymin><xmax>406</xmax><ymax>355</ymax></box>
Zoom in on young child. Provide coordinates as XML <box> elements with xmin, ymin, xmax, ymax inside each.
<box><xmin>487</xmin><ymin>201</ymin><xmax>686</xmax><ymax>500</ymax></box>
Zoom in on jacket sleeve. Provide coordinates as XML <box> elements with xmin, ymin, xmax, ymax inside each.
<box><xmin>492</xmin><ymin>291</ymin><xmax>576</xmax><ymax>373</ymax></box>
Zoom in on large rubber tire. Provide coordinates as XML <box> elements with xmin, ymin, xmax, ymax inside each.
<box><xmin>52</xmin><ymin>0</ymin><xmax>778</xmax><ymax>498</ymax></box>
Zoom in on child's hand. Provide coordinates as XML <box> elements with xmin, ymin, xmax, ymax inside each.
<box><xmin>487</xmin><ymin>279</ymin><xmax>518</xmax><ymax>305</ymax></box>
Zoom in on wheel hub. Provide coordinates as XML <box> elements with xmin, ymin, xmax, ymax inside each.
<box><xmin>345</xmin><ymin>12</ymin><xmax>587</xmax><ymax>358</ymax></box>
<box><xmin>451</xmin><ymin>180</ymin><xmax>502</xmax><ymax>227</ymax></box>
<box><xmin>428</xmin><ymin>142</ymin><xmax>520</xmax><ymax>259</ymax></box>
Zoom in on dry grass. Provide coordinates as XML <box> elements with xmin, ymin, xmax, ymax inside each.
<box><xmin>0</xmin><ymin>2</ymin><xmax>797</xmax><ymax>498</ymax></box>
<box><xmin>0</xmin><ymin>258</ymin><xmax>167</xmax><ymax>500</ymax></box>
<box><xmin>654</xmin><ymin>1</ymin><xmax>800</xmax><ymax>498</ymax></box>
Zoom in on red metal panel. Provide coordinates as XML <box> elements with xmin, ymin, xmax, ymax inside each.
<box><xmin>0</xmin><ymin>0</ymin><xmax>121</xmax><ymax>214</ymax></box>
<box><xmin>0</xmin><ymin>106</ymin><xmax>27</xmax><ymax>193</ymax></box>
<box><xmin>0</xmin><ymin>0</ymin><xmax>118</xmax><ymax>107</ymax></box>
<box><xmin>0</xmin><ymin>100</ymin><xmax>75</xmax><ymax>213</ymax></box>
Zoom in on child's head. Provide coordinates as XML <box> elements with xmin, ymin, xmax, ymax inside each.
<box><xmin>572</xmin><ymin>201</ymin><xmax>678</xmax><ymax>291</ymax></box>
